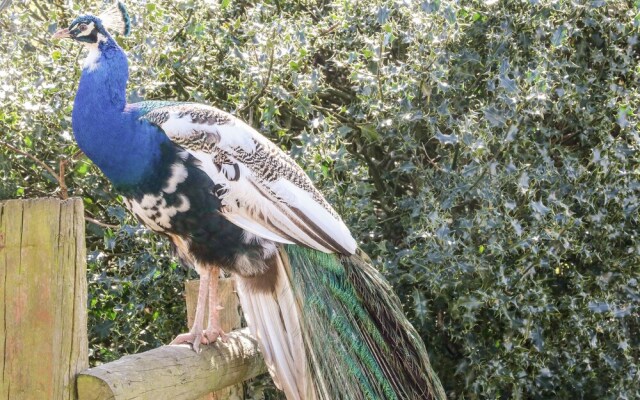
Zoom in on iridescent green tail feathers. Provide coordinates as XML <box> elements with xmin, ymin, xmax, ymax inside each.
<box><xmin>236</xmin><ymin>244</ymin><xmax>445</xmax><ymax>399</ymax></box>
<box><xmin>283</xmin><ymin>245</ymin><xmax>446</xmax><ymax>400</ymax></box>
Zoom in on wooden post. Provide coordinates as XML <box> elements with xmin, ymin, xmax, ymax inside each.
<box><xmin>185</xmin><ymin>278</ymin><xmax>242</xmax><ymax>336</ymax></box>
<box><xmin>0</xmin><ymin>198</ymin><xmax>89</xmax><ymax>400</ymax></box>
<box><xmin>185</xmin><ymin>278</ymin><xmax>244</xmax><ymax>400</ymax></box>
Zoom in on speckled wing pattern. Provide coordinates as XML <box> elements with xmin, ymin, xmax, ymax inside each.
<box><xmin>141</xmin><ymin>103</ymin><xmax>357</xmax><ymax>255</ymax></box>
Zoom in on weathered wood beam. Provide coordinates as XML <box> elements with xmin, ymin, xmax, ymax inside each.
<box><xmin>76</xmin><ymin>328</ymin><xmax>266</xmax><ymax>400</ymax></box>
<box><xmin>0</xmin><ymin>198</ymin><xmax>89</xmax><ymax>400</ymax></box>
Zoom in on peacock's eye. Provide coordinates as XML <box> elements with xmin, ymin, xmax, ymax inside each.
<box><xmin>79</xmin><ymin>23</ymin><xmax>88</xmax><ymax>31</ymax></box>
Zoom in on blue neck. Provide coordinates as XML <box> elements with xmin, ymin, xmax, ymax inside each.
<box><xmin>72</xmin><ymin>37</ymin><xmax>168</xmax><ymax>188</ymax></box>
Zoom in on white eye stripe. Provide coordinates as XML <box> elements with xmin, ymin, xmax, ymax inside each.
<box><xmin>74</xmin><ymin>21</ymin><xmax>95</xmax><ymax>37</ymax></box>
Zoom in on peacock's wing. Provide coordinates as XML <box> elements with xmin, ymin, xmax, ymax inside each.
<box><xmin>138</xmin><ymin>102</ymin><xmax>357</xmax><ymax>255</ymax></box>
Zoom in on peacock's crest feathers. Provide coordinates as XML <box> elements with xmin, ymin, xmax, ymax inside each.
<box><xmin>99</xmin><ymin>1</ymin><xmax>130</xmax><ymax>37</ymax></box>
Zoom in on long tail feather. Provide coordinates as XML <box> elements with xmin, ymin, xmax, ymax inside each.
<box><xmin>236</xmin><ymin>245</ymin><xmax>446</xmax><ymax>400</ymax></box>
<box><xmin>235</xmin><ymin>254</ymin><xmax>315</xmax><ymax>400</ymax></box>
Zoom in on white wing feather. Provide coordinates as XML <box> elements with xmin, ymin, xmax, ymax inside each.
<box><xmin>142</xmin><ymin>103</ymin><xmax>357</xmax><ymax>255</ymax></box>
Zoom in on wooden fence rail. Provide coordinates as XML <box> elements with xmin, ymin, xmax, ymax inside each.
<box><xmin>0</xmin><ymin>198</ymin><xmax>266</xmax><ymax>400</ymax></box>
<box><xmin>77</xmin><ymin>328</ymin><xmax>265</xmax><ymax>400</ymax></box>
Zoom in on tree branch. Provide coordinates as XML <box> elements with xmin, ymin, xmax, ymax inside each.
<box><xmin>377</xmin><ymin>32</ymin><xmax>385</xmax><ymax>102</ymax></box>
<box><xmin>0</xmin><ymin>0</ymin><xmax>12</xmax><ymax>12</ymax></box>
<box><xmin>319</xmin><ymin>22</ymin><xmax>341</xmax><ymax>37</ymax></box>
<box><xmin>58</xmin><ymin>159</ymin><xmax>68</xmax><ymax>199</ymax></box>
<box><xmin>0</xmin><ymin>139</ymin><xmax>62</xmax><ymax>187</ymax></box>
<box><xmin>0</xmin><ymin>141</ymin><xmax>83</xmax><ymax>200</ymax></box>
<box><xmin>84</xmin><ymin>216</ymin><xmax>118</xmax><ymax>229</ymax></box>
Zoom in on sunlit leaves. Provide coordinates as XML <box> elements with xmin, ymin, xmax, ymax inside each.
<box><xmin>1</xmin><ymin>0</ymin><xmax>639</xmax><ymax>398</ymax></box>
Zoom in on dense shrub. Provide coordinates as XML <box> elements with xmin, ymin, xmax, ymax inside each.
<box><xmin>1</xmin><ymin>1</ymin><xmax>638</xmax><ymax>398</ymax></box>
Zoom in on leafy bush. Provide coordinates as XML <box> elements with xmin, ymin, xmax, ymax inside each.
<box><xmin>1</xmin><ymin>1</ymin><xmax>638</xmax><ymax>398</ymax></box>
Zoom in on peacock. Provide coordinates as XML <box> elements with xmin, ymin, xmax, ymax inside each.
<box><xmin>54</xmin><ymin>2</ymin><xmax>446</xmax><ymax>399</ymax></box>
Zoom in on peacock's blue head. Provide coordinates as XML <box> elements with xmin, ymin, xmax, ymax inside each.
<box><xmin>53</xmin><ymin>15</ymin><xmax>106</xmax><ymax>44</ymax></box>
<box><xmin>53</xmin><ymin>1</ymin><xmax>130</xmax><ymax>44</ymax></box>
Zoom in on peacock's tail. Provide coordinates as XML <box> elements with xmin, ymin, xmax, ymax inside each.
<box><xmin>235</xmin><ymin>245</ymin><xmax>446</xmax><ymax>400</ymax></box>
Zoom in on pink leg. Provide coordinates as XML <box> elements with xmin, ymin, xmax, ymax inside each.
<box><xmin>203</xmin><ymin>267</ymin><xmax>227</xmax><ymax>343</ymax></box>
<box><xmin>170</xmin><ymin>267</ymin><xmax>210</xmax><ymax>352</ymax></box>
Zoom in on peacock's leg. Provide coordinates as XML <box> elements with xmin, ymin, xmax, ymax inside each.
<box><xmin>203</xmin><ymin>266</ymin><xmax>227</xmax><ymax>343</ymax></box>
<box><xmin>170</xmin><ymin>266</ymin><xmax>210</xmax><ymax>352</ymax></box>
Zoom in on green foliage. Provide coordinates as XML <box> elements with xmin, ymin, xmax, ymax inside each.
<box><xmin>1</xmin><ymin>0</ymin><xmax>639</xmax><ymax>398</ymax></box>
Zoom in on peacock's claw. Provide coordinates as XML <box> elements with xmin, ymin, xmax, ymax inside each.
<box><xmin>203</xmin><ymin>326</ymin><xmax>228</xmax><ymax>344</ymax></box>
<box><xmin>170</xmin><ymin>332</ymin><xmax>207</xmax><ymax>353</ymax></box>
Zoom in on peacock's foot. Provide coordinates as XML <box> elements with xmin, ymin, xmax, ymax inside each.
<box><xmin>170</xmin><ymin>331</ymin><xmax>207</xmax><ymax>353</ymax></box>
<box><xmin>203</xmin><ymin>325</ymin><xmax>228</xmax><ymax>344</ymax></box>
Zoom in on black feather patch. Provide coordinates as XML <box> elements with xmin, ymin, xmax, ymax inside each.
<box><xmin>120</xmin><ymin>143</ymin><xmax>270</xmax><ymax>274</ymax></box>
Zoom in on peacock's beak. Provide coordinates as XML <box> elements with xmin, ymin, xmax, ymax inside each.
<box><xmin>52</xmin><ymin>28</ymin><xmax>71</xmax><ymax>40</ymax></box>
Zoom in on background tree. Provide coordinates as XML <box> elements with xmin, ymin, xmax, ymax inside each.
<box><xmin>1</xmin><ymin>1</ymin><xmax>638</xmax><ymax>398</ymax></box>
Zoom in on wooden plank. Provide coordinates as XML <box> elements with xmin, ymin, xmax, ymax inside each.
<box><xmin>0</xmin><ymin>198</ymin><xmax>89</xmax><ymax>400</ymax></box>
<box><xmin>0</xmin><ymin>200</ymin><xmax>21</xmax><ymax>400</ymax></box>
<box><xmin>76</xmin><ymin>328</ymin><xmax>266</xmax><ymax>400</ymax></box>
